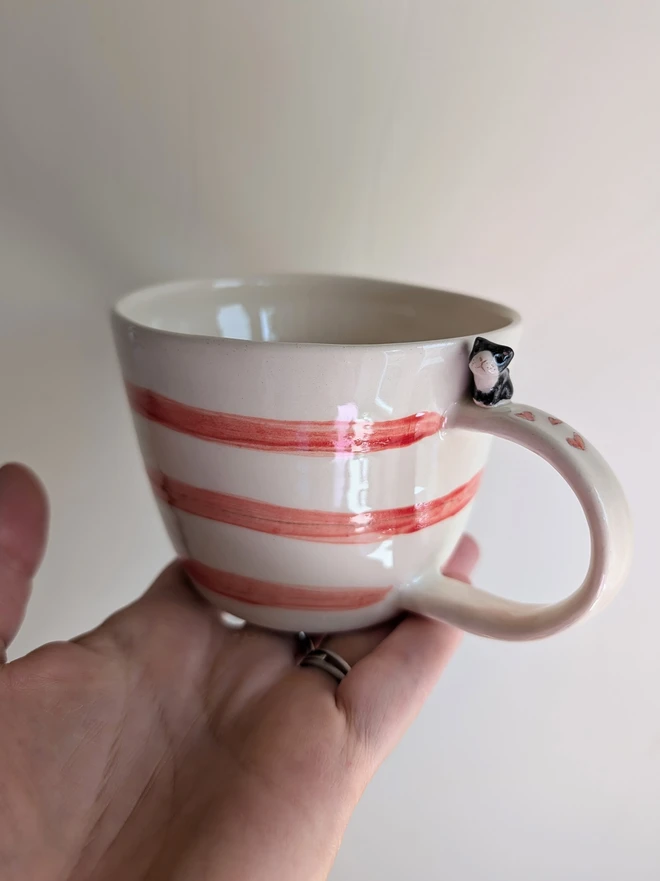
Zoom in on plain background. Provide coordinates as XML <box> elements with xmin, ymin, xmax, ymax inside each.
<box><xmin>0</xmin><ymin>2</ymin><xmax>658</xmax><ymax>878</ymax></box>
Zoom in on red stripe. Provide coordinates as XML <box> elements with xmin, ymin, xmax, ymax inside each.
<box><xmin>149</xmin><ymin>469</ymin><xmax>481</xmax><ymax>543</ymax></box>
<box><xmin>127</xmin><ymin>383</ymin><xmax>445</xmax><ymax>454</ymax></box>
<box><xmin>184</xmin><ymin>560</ymin><xmax>391</xmax><ymax>610</ymax></box>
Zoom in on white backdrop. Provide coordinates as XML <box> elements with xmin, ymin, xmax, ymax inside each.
<box><xmin>0</xmin><ymin>2</ymin><xmax>658</xmax><ymax>878</ymax></box>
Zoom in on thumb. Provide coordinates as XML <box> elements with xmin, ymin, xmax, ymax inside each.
<box><xmin>0</xmin><ymin>464</ymin><xmax>49</xmax><ymax>659</ymax></box>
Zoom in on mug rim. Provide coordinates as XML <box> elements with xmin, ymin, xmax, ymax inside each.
<box><xmin>112</xmin><ymin>273</ymin><xmax>522</xmax><ymax>349</ymax></box>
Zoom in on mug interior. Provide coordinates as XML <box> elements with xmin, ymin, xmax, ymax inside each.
<box><xmin>115</xmin><ymin>275</ymin><xmax>519</xmax><ymax>346</ymax></box>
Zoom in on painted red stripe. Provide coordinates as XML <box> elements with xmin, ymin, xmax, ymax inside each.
<box><xmin>149</xmin><ymin>469</ymin><xmax>482</xmax><ymax>543</ymax></box>
<box><xmin>127</xmin><ymin>383</ymin><xmax>445</xmax><ymax>454</ymax></box>
<box><xmin>184</xmin><ymin>560</ymin><xmax>391</xmax><ymax>610</ymax></box>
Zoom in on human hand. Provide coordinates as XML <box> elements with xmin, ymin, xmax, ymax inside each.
<box><xmin>0</xmin><ymin>463</ymin><xmax>477</xmax><ymax>881</ymax></box>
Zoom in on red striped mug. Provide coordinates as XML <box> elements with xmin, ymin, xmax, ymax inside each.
<box><xmin>112</xmin><ymin>276</ymin><xmax>632</xmax><ymax>640</ymax></box>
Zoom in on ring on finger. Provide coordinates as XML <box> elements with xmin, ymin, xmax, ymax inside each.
<box><xmin>300</xmin><ymin>647</ymin><xmax>351</xmax><ymax>683</ymax></box>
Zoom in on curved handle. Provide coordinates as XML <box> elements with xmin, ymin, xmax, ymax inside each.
<box><xmin>400</xmin><ymin>402</ymin><xmax>633</xmax><ymax>640</ymax></box>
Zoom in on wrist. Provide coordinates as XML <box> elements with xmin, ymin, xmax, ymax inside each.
<box><xmin>156</xmin><ymin>761</ymin><xmax>365</xmax><ymax>881</ymax></box>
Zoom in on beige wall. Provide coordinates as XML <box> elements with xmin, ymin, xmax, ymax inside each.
<box><xmin>1</xmin><ymin>3</ymin><xmax>657</xmax><ymax>879</ymax></box>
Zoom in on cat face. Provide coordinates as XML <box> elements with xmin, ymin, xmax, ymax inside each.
<box><xmin>469</xmin><ymin>337</ymin><xmax>513</xmax><ymax>392</ymax></box>
<box><xmin>468</xmin><ymin>337</ymin><xmax>514</xmax><ymax>384</ymax></box>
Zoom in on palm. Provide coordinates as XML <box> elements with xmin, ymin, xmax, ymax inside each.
<box><xmin>0</xmin><ymin>465</ymin><xmax>476</xmax><ymax>881</ymax></box>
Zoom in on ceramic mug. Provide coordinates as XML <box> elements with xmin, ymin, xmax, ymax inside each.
<box><xmin>112</xmin><ymin>276</ymin><xmax>632</xmax><ymax>640</ymax></box>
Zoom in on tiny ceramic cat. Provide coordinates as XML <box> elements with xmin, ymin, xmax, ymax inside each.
<box><xmin>468</xmin><ymin>336</ymin><xmax>514</xmax><ymax>407</ymax></box>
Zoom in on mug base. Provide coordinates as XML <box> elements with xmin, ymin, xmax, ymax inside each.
<box><xmin>192</xmin><ymin>581</ymin><xmax>401</xmax><ymax>634</ymax></box>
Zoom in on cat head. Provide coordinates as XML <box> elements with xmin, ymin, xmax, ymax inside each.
<box><xmin>468</xmin><ymin>337</ymin><xmax>514</xmax><ymax>378</ymax></box>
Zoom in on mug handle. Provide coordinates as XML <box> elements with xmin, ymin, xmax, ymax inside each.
<box><xmin>400</xmin><ymin>402</ymin><xmax>633</xmax><ymax>640</ymax></box>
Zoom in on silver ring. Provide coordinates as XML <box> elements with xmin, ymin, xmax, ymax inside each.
<box><xmin>300</xmin><ymin>648</ymin><xmax>351</xmax><ymax>683</ymax></box>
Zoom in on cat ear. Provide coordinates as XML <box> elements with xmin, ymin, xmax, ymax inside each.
<box><xmin>471</xmin><ymin>336</ymin><xmax>486</xmax><ymax>354</ymax></box>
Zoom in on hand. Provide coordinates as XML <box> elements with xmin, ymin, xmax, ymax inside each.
<box><xmin>0</xmin><ymin>463</ymin><xmax>478</xmax><ymax>881</ymax></box>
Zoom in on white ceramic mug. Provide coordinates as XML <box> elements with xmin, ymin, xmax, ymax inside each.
<box><xmin>112</xmin><ymin>276</ymin><xmax>632</xmax><ymax>640</ymax></box>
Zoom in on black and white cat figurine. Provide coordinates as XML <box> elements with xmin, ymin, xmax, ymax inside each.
<box><xmin>468</xmin><ymin>337</ymin><xmax>514</xmax><ymax>407</ymax></box>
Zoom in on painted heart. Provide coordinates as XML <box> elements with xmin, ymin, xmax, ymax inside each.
<box><xmin>514</xmin><ymin>411</ymin><xmax>535</xmax><ymax>421</ymax></box>
<box><xmin>567</xmin><ymin>432</ymin><xmax>586</xmax><ymax>451</ymax></box>
<box><xmin>548</xmin><ymin>416</ymin><xmax>562</xmax><ymax>425</ymax></box>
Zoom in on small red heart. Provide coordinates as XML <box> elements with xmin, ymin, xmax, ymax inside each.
<box><xmin>548</xmin><ymin>416</ymin><xmax>562</xmax><ymax>425</ymax></box>
<box><xmin>567</xmin><ymin>433</ymin><xmax>586</xmax><ymax>451</ymax></box>
<box><xmin>515</xmin><ymin>411</ymin><xmax>535</xmax><ymax>421</ymax></box>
